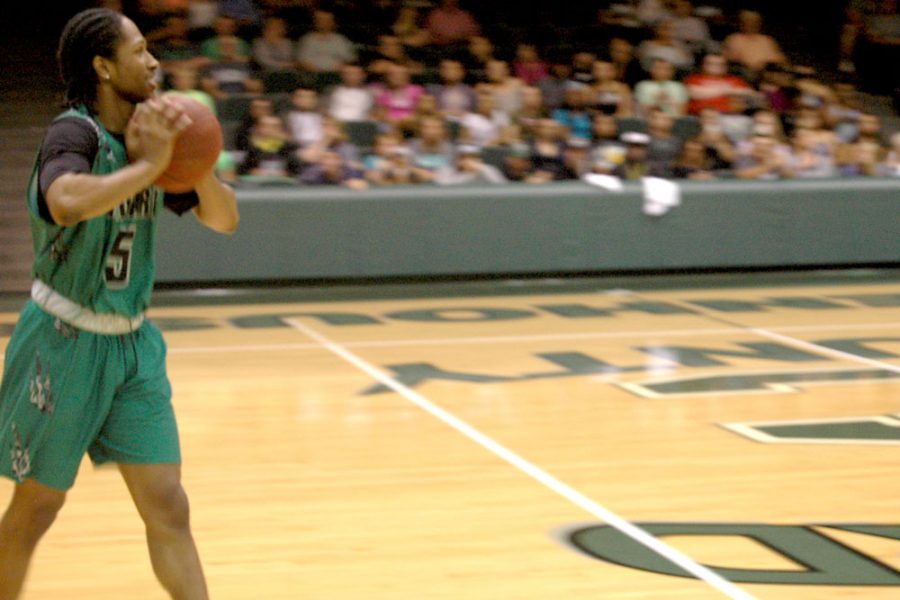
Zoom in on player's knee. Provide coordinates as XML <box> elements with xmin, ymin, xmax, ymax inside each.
<box><xmin>140</xmin><ymin>480</ymin><xmax>192</xmax><ymax>533</ymax></box>
<box><xmin>4</xmin><ymin>486</ymin><xmax>66</xmax><ymax>541</ymax></box>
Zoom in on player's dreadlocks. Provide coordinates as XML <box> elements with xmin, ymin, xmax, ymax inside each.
<box><xmin>57</xmin><ymin>8</ymin><xmax>123</xmax><ymax>108</ymax></box>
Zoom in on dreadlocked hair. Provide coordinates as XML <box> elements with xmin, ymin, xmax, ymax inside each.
<box><xmin>57</xmin><ymin>8</ymin><xmax>123</xmax><ymax>108</ymax></box>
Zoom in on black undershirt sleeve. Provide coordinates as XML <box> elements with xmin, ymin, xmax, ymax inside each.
<box><xmin>36</xmin><ymin>116</ymin><xmax>200</xmax><ymax>223</ymax></box>
<box><xmin>37</xmin><ymin>118</ymin><xmax>96</xmax><ymax>223</ymax></box>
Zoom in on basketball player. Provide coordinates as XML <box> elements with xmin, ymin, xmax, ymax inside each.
<box><xmin>0</xmin><ymin>8</ymin><xmax>238</xmax><ymax>599</ymax></box>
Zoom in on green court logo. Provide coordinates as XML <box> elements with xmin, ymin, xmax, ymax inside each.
<box><xmin>724</xmin><ymin>414</ymin><xmax>900</xmax><ymax>445</ymax></box>
<box><xmin>565</xmin><ymin>523</ymin><xmax>900</xmax><ymax>585</ymax></box>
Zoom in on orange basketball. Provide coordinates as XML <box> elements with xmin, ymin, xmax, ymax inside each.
<box><xmin>155</xmin><ymin>95</ymin><xmax>223</xmax><ymax>193</ymax></box>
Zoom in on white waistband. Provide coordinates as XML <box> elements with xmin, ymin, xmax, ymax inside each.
<box><xmin>31</xmin><ymin>280</ymin><xmax>145</xmax><ymax>335</ymax></box>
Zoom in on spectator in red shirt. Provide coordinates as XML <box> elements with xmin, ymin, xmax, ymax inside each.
<box><xmin>684</xmin><ymin>52</ymin><xmax>757</xmax><ymax>115</ymax></box>
<box><xmin>425</xmin><ymin>0</ymin><xmax>481</xmax><ymax>46</ymax></box>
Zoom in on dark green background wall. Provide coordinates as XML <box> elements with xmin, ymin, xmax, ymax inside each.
<box><xmin>155</xmin><ymin>179</ymin><xmax>900</xmax><ymax>283</ymax></box>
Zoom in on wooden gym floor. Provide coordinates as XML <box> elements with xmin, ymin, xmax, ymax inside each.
<box><xmin>1</xmin><ymin>268</ymin><xmax>899</xmax><ymax>599</ymax></box>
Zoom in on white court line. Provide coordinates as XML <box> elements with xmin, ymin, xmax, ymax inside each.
<box><xmin>635</xmin><ymin>296</ymin><xmax>900</xmax><ymax>377</ymax></box>
<box><xmin>166</xmin><ymin>320</ymin><xmax>900</xmax><ymax>355</ymax></box>
<box><xmin>284</xmin><ymin>317</ymin><xmax>755</xmax><ymax>600</ymax></box>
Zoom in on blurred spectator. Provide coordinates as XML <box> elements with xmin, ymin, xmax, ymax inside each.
<box><xmin>636</xmin><ymin>0</ymin><xmax>673</xmax><ymax>26</ymax></box>
<box><xmin>637</xmin><ymin>20</ymin><xmax>694</xmax><ymax>75</ymax></box>
<box><xmin>823</xmin><ymin>77</ymin><xmax>866</xmax><ymax>142</ymax></box>
<box><xmin>462</xmin><ymin>35</ymin><xmax>496</xmax><ymax>83</ymax></box>
<box><xmin>328</xmin><ymin>63</ymin><xmax>375</xmax><ymax>122</ymax></box>
<box><xmin>551</xmin><ymin>86</ymin><xmax>594</xmax><ymax>140</ymax></box>
<box><xmin>372</xmin><ymin>63</ymin><xmax>427</xmax><ymax>129</ymax></box>
<box><xmin>672</xmin><ymin>137</ymin><xmax>717</xmax><ymax>179</ymax></box>
<box><xmin>591</xmin><ymin>114</ymin><xmax>627</xmax><ymax>168</ymax></box>
<box><xmin>409</xmin><ymin>115</ymin><xmax>456</xmax><ymax>172</ymax></box>
<box><xmin>758</xmin><ymin>63</ymin><xmax>796</xmax><ymax>115</ymax></box>
<box><xmin>200</xmin><ymin>15</ymin><xmax>251</xmax><ymax>61</ymax></box>
<box><xmin>735</xmin><ymin>134</ymin><xmax>794</xmax><ymax>179</ymax></box>
<box><xmin>186</xmin><ymin>0</ymin><xmax>218</xmax><ymax>38</ymax></box>
<box><xmin>856</xmin><ymin>0</ymin><xmax>900</xmax><ymax>94</ymax></box>
<box><xmin>838</xmin><ymin>138</ymin><xmax>886</xmax><ymax>176</ymax></box>
<box><xmin>460</xmin><ymin>90</ymin><xmax>511</xmax><ymax>147</ymax></box>
<box><xmin>570</xmin><ymin>52</ymin><xmax>598</xmax><ymax>86</ymax></box>
<box><xmin>479</xmin><ymin>60</ymin><xmax>525</xmax><ymax>115</ymax></box>
<box><xmin>285</xmin><ymin>87</ymin><xmax>325</xmax><ymax>148</ymax></box>
<box><xmin>367</xmin><ymin>35</ymin><xmax>424</xmax><ymax>79</ymax></box>
<box><xmin>634</xmin><ymin>59</ymin><xmax>688</xmax><ymax>116</ymax></box>
<box><xmin>424</xmin><ymin>0</ymin><xmax>481</xmax><ymax>46</ymax></box>
<box><xmin>537</xmin><ymin>58</ymin><xmax>573</xmax><ymax>111</ymax></box>
<box><xmin>252</xmin><ymin>16</ymin><xmax>295</xmax><ymax>72</ymax></box>
<box><xmin>723</xmin><ymin>10</ymin><xmax>786</xmax><ymax>79</ymax></box>
<box><xmin>298</xmin><ymin>116</ymin><xmax>361</xmax><ymax>166</ymax></box>
<box><xmin>881</xmin><ymin>131</ymin><xmax>900</xmax><ymax>176</ymax></box>
<box><xmin>501</xmin><ymin>143</ymin><xmax>538</xmax><ymax>182</ymax></box>
<box><xmin>238</xmin><ymin>114</ymin><xmax>302</xmax><ymax>178</ymax></box>
<box><xmin>514</xmin><ymin>86</ymin><xmax>550</xmax><ymax>139</ymax></box>
<box><xmin>434</xmin><ymin>144</ymin><xmax>507</xmax><ymax>184</ymax></box>
<box><xmin>235</xmin><ymin>95</ymin><xmax>275</xmax><ymax>153</ymax></box>
<box><xmin>301</xmin><ymin>150</ymin><xmax>369</xmax><ymax>189</ymax></box>
<box><xmin>608</xmin><ymin>36</ymin><xmax>647</xmax><ymax>88</ymax></box>
<box><xmin>149</xmin><ymin>13</ymin><xmax>209</xmax><ymax>79</ymax></box>
<box><xmin>296</xmin><ymin>9</ymin><xmax>357</xmax><ymax>73</ymax></box>
<box><xmin>428</xmin><ymin>59</ymin><xmax>477</xmax><ymax>121</ymax></box>
<box><xmin>669</xmin><ymin>0</ymin><xmax>712</xmax><ymax>57</ymax></box>
<box><xmin>838</xmin><ymin>0</ymin><xmax>870</xmax><ymax>73</ymax></box>
<box><xmin>684</xmin><ymin>52</ymin><xmax>756</xmax><ymax>115</ymax></box>
<box><xmin>558</xmin><ymin>138</ymin><xmax>593</xmax><ymax>179</ymax></box>
<box><xmin>646</xmin><ymin>109</ymin><xmax>681</xmax><ymax>177</ymax></box>
<box><xmin>696</xmin><ymin>108</ymin><xmax>737</xmax><ymax>168</ymax></box>
<box><xmin>617</xmin><ymin>131</ymin><xmax>652</xmax><ymax>179</ymax></box>
<box><xmin>790</xmin><ymin>127</ymin><xmax>837</xmax><ymax>178</ymax></box>
<box><xmin>528</xmin><ymin>118</ymin><xmax>566</xmax><ymax>181</ymax></box>
<box><xmin>369</xmin><ymin>145</ymin><xmax>435</xmax><ymax>185</ymax></box>
<box><xmin>218</xmin><ymin>0</ymin><xmax>261</xmax><ymax>32</ymax></box>
<box><xmin>363</xmin><ymin>132</ymin><xmax>403</xmax><ymax>177</ymax></box>
<box><xmin>411</xmin><ymin>94</ymin><xmax>443</xmax><ymax>126</ymax></box>
<box><xmin>791</xmin><ymin>107</ymin><xmax>839</xmax><ymax>156</ymax></box>
<box><xmin>746</xmin><ymin>109</ymin><xmax>788</xmax><ymax>145</ymax></box>
<box><xmin>837</xmin><ymin>112</ymin><xmax>886</xmax><ymax>174</ymax></box>
<box><xmin>165</xmin><ymin>65</ymin><xmax>216</xmax><ymax>113</ymax></box>
<box><xmin>592</xmin><ymin>60</ymin><xmax>634</xmax><ymax>117</ymax></box>
<box><xmin>496</xmin><ymin>122</ymin><xmax>526</xmax><ymax>148</ymax></box>
<box><xmin>392</xmin><ymin>6</ymin><xmax>431</xmax><ymax>48</ymax></box>
<box><xmin>513</xmin><ymin>44</ymin><xmax>550</xmax><ymax>86</ymax></box>
<box><xmin>199</xmin><ymin>36</ymin><xmax>263</xmax><ymax>99</ymax></box>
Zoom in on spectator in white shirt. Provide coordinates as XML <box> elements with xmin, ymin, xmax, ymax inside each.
<box><xmin>328</xmin><ymin>63</ymin><xmax>374</xmax><ymax>122</ymax></box>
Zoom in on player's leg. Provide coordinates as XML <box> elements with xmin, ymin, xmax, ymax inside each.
<box><xmin>118</xmin><ymin>463</ymin><xmax>208</xmax><ymax>600</ymax></box>
<box><xmin>92</xmin><ymin>319</ymin><xmax>205</xmax><ymax>599</ymax></box>
<box><xmin>0</xmin><ymin>480</ymin><xmax>66</xmax><ymax>600</ymax></box>
<box><xmin>0</xmin><ymin>303</ymin><xmax>118</xmax><ymax>599</ymax></box>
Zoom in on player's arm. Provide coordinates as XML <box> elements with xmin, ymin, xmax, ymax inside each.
<box><xmin>47</xmin><ymin>155</ymin><xmax>169</xmax><ymax>226</ymax></box>
<box><xmin>46</xmin><ymin>98</ymin><xmax>189</xmax><ymax>226</ymax></box>
<box><xmin>191</xmin><ymin>171</ymin><xmax>239</xmax><ymax>234</ymax></box>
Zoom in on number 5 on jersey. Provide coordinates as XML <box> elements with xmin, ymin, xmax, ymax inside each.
<box><xmin>105</xmin><ymin>224</ymin><xmax>136</xmax><ymax>289</ymax></box>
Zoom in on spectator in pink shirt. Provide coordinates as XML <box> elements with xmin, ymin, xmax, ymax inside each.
<box><xmin>425</xmin><ymin>0</ymin><xmax>481</xmax><ymax>46</ymax></box>
<box><xmin>372</xmin><ymin>63</ymin><xmax>426</xmax><ymax>128</ymax></box>
<box><xmin>512</xmin><ymin>43</ymin><xmax>550</xmax><ymax>85</ymax></box>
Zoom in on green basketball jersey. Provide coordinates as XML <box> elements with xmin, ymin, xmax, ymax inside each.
<box><xmin>27</xmin><ymin>105</ymin><xmax>163</xmax><ymax>318</ymax></box>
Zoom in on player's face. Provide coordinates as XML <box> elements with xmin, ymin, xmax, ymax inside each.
<box><xmin>108</xmin><ymin>17</ymin><xmax>159</xmax><ymax>103</ymax></box>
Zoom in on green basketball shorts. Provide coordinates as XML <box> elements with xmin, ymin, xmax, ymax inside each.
<box><xmin>0</xmin><ymin>301</ymin><xmax>181</xmax><ymax>491</ymax></box>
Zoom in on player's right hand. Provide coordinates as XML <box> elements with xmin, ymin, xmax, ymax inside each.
<box><xmin>126</xmin><ymin>96</ymin><xmax>192</xmax><ymax>169</ymax></box>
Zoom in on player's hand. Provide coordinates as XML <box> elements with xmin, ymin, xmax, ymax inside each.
<box><xmin>126</xmin><ymin>96</ymin><xmax>192</xmax><ymax>169</ymax></box>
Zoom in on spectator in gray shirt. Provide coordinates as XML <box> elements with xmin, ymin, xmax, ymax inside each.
<box><xmin>297</xmin><ymin>10</ymin><xmax>357</xmax><ymax>73</ymax></box>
